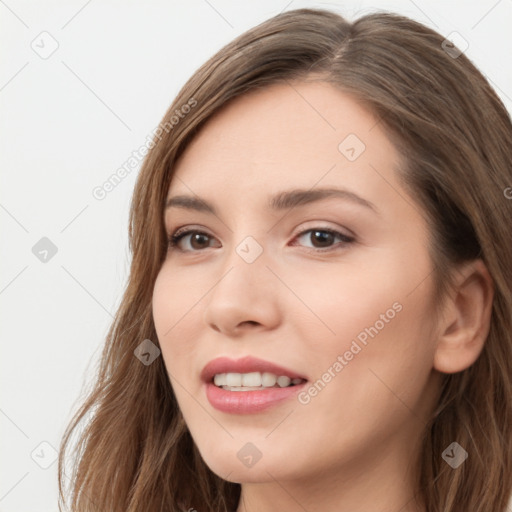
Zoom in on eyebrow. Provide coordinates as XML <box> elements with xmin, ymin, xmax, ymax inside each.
<box><xmin>165</xmin><ymin>188</ymin><xmax>378</xmax><ymax>216</ymax></box>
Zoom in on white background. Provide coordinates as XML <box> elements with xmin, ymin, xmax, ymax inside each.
<box><xmin>1</xmin><ymin>1</ymin><xmax>511</xmax><ymax>510</ymax></box>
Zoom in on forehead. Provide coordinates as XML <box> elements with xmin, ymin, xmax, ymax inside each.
<box><xmin>168</xmin><ymin>81</ymin><xmax>400</xmax><ymax>203</ymax></box>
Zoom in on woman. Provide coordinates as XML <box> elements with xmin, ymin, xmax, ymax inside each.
<box><xmin>58</xmin><ymin>7</ymin><xmax>512</xmax><ymax>512</ymax></box>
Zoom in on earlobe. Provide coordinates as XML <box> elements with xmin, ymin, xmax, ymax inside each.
<box><xmin>433</xmin><ymin>259</ymin><xmax>494</xmax><ymax>374</ymax></box>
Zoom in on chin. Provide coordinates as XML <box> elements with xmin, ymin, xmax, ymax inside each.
<box><xmin>198</xmin><ymin>446</ymin><xmax>280</xmax><ymax>484</ymax></box>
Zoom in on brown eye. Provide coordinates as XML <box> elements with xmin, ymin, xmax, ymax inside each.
<box><xmin>168</xmin><ymin>230</ymin><xmax>219</xmax><ymax>252</ymax></box>
<box><xmin>293</xmin><ymin>228</ymin><xmax>354</xmax><ymax>251</ymax></box>
<box><xmin>309</xmin><ymin>230</ymin><xmax>335</xmax><ymax>248</ymax></box>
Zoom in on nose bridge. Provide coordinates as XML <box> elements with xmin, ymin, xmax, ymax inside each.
<box><xmin>219</xmin><ymin>206</ymin><xmax>270</xmax><ymax>271</ymax></box>
<box><xmin>234</xmin><ymin>233</ymin><xmax>266</xmax><ymax>266</ymax></box>
<box><xmin>217</xmin><ymin>232</ymin><xmax>269</xmax><ymax>295</ymax></box>
<box><xmin>202</xmin><ymin>230</ymin><xmax>280</xmax><ymax>332</ymax></box>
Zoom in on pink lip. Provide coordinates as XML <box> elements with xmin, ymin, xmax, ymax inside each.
<box><xmin>205</xmin><ymin>381</ymin><xmax>307</xmax><ymax>414</ymax></box>
<box><xmin>201</xmin><ymin>356</ymin><xmax>308</xmax><ymax>414</ymax></box>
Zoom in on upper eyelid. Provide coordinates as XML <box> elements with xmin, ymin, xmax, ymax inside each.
<box><xmin>169</xmin><ymin>223</ymin><xmax>353</xmax><ymax>238</ymax></box>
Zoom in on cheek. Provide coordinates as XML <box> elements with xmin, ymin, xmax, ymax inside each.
<box><xmin>289</xmin><ymin>296</ymin><xmax>436</xmax><ymax>474</ymax></box>
<box><xmin>152</xmin><ymin>268</ymin><xmax>199</xmax><ymax>372</ymax></box>
<box><xmin>279</xmin><ymin>257</ymin><xmax>413</xmax><ymax>357</ymax></box>
<box><xmin>292</xmin><ymin>247</ymin><xmax>437</xmax><ymax>409</ymax></box>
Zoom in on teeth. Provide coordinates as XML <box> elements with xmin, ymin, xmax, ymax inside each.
<box><xmin>213</xmin><ymin>373</ymin><xmax>225</xmax><ymax>387</ymax></box>
<box><xmin>261</xmin><ymin>372</ymin><xmax>277</xmax><ymax>387</ymax></box>
<box><xmin>213</xmin><ymin>372</ymin><xmax>304</xmax><ymax>389</ymax></box>
<box><xmin>242</xmin><ymin>372</ymin><xmax>261</xmax><ymax>387</ymax></box>
<box><xmin>226</xmin><ymin>373</ymin><xmax>242</xmax><ymax>387</ymax></box>
<box><xmin>276</xmin><ymin>375</ymin><xmax>291</xmax><ymax>387</ymax></box>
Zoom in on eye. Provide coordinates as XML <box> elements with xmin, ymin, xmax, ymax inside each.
<box><xmin>168</xmin><ymin>226</ymin><xmax>354</xmax><ymax>253</ymax></box>
<box><xmin>291</xmin><ymin>228</ymin><xmax>355</xmax><ymax>252</ymax></box>
<box><xmin>168</xmin><ymin>229</ymin><xmax>219</xmax><ymax>252</ymax></box>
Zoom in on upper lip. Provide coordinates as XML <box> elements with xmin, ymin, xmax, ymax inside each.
<box><xmin>201</xmin><ymin>356</ymin><xmax>308</xmax><ymax>383</ymax></box>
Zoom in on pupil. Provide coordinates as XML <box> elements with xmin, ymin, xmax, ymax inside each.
<box><xmin>313</xmin><ymin>231</ymin><xmax>333</xmax><ymax>247</ymax></box>
<box><xmin>192</xmin><ymin>233</ymin><xmax>209</xmax><ymax>249</ymax></box>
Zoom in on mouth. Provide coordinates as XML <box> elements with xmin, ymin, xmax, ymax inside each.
<box><xmin>201</xmin><ymin>356</ymin><xmax>309</xmax><ymax>413</ymax></box>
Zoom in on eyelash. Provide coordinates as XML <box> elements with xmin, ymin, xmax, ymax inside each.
<box><xmin>167</xmin><ymin>227</ymin><xmax>355</xmax><ymax>253</ymax></box>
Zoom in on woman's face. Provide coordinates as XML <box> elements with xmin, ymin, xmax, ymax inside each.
<box><xmin>152</xmin><ymin>81</ymin><xmax>443</xmax><ymax>486</ymax></box>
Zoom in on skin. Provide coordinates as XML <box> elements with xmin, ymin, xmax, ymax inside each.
<box><xmin>152</xmin><ymin>81</ymin><xmax>494</xmax><ymax>512</ymax></box>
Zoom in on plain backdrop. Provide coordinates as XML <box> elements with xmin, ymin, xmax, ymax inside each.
<box><xmin>1</xmin><ymin>1</ymin><xmax>511</xmax><ymax>510</ymax></box>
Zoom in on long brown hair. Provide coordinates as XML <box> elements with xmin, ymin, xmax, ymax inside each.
<box><xmin>58</xmin><ymin>8</ymin><xmax>512</xmax><ymax>512</ymax></box>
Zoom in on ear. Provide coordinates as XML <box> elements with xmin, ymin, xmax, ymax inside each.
<box><xmin>433</xmin><ymin>259</ymin><xmax>494</xmax><ymax>374</ymax></box>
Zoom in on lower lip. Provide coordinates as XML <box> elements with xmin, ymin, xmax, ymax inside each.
<box><xmin>205</xmin><ymin>381</ymin><xmax>307</xmax><ymax>414</ymax></box>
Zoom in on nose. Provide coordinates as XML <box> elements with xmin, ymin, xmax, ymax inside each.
<box><xmin>202</xmin><ymin>242</ymin><xmax>282</xmax><ymax>336</ymax></box>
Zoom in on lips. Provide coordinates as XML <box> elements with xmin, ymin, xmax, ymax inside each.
<box><xmin>200</xmin><ymin>355</ymin><xmax>308</xmax><ymax>383</ymax></box>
